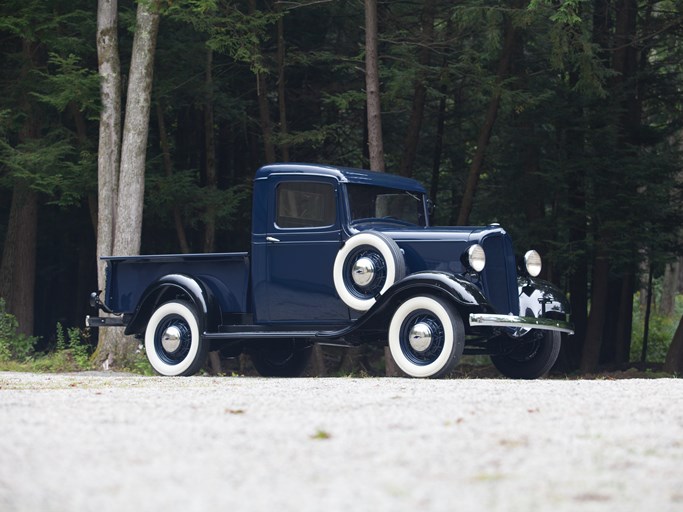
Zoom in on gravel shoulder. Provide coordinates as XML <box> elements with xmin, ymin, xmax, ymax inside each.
<box><xmin>1</xmin><ymin>372</ymin><xmax>682</xmax><ymax>512</ymax></box>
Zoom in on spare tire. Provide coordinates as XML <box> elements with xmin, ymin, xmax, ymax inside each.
<box><xmin>333</xmin><ymin>231</ymin><xmax>405</xmax><ymax>311</ymax></box>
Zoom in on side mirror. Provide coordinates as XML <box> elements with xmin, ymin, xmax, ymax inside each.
<box><xmin>426</xmin><ymin>199</ymin><xmax>436</xmax><ymax>216</ymax></box>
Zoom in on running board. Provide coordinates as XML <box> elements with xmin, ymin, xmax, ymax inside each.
<box><xmin>202</xmin><ymin>327</ymin><xmax>353</xmax><ymax>341</ymax></box>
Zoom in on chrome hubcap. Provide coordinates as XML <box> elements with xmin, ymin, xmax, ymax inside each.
<box><xmin>352</xmin><ymin>257</ymin><xmax>376</xmax><ymax>287</ymax></box>
<box><xmin>408</xmin><ymin>322</ymin><xmax>433</xmax><ymax>352</ymax></box>
<box><xmin>161</xmin><ymin>325</ymin><xmax>182</xmax><ymax>353</ymax></box>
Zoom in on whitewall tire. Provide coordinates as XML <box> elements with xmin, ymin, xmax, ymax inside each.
<box><xmin>144</xmin><ymin>301</ymin><xmax>207</xmax><ymax>376</ymax></box>
<box><xmin>388</xmin><ymin>295</ymin><xmax>464</xmax><ymax>378</ymax></box>
<box><xmin>333</xmin><ymin>231</ymin><xmax>405</xmax><ymax>311</ymax></box>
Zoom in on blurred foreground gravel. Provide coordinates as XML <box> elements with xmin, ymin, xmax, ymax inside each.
<box><xmin>1</xmin><ymin>372</ymin><xmax>682</xmax><ymax>512</ymax></box>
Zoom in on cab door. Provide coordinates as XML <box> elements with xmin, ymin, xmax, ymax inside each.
<box><xmin>263</xmin><ymin>177</ymin><xmax>348</xmax><ymax>324</ymax></box>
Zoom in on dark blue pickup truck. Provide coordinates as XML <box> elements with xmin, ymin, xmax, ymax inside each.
<box><xmin>88</xmin><ymin>163</ymin><xmax>573</xmax><ymax>379</ymax></box>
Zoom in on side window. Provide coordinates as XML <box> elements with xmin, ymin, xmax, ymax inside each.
<box><xmin>276</xmin><ymin>182</ymin><xmax>336</xmax><ymax>228</ymax></box>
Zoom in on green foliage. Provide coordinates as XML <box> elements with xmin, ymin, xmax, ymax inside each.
<box><xmin>166</xmin><ymin>0</ymin><xmax>281</xmax><ymax>74</ymax></box>
<box><xmin>631</xmin><ymin>294</ymin><xmax>683</xmax><ymax>364</ymax></box>
<box><xmin>310</xmin><ymin>429</ymin><xmax>332</xmax><ymax>440</ymax></box>
<box><xmin>0</xmin><ymin>320</ymin><xmax>93</xmax><ymax>373</ymax></box>
<box><xmin>0</xmin><ymin>1</ymin><xmax>97</xmax><ymax>208</ymax></box>
<box><xmin>145</xmin><ymin>169</ymin><xmax>251</xmax><ymax>240</ymax></box>
<box><xmin>528</xmin><ymin>0</ymin><xmax>587</xmax><ymax>25</ymax></box>
<box><xmin>0</xmin><ymin>132</ymin><xmax>95</xmax><ymax>206</ymax></box>
<box><xmin>123</xmin><ymin>352</ymin><xmax>156</xmax><ymax>376</ymax></box>
<box><xmin>0</xmin><ymin>298</ymin><xmax>36</xmax><ymax>362</ymax></box>
<box><xmin>55</xmin><ymin>322</ymin><xmax>91</xmax><ymax>369</ymax></box>
<box><xmin>32</xmin><ymin>53</ymin><xmax>100</xmax><ymax>117</ymax></box>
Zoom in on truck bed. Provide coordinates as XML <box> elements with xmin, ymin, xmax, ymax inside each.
<box><xmin>103</xmin><ymin>252</ymin><xmax>250</xmax><ymax>314</ymax></box>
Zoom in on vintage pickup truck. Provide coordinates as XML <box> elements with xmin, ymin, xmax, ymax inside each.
<box><xmin>87</xmin><ymin>163</ymin><xmax>573</xmax><ymax>379</ymax></box>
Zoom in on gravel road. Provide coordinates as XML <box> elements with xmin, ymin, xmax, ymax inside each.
<box><xmin>1</xmin><ymin>372</ymin><xmax>682</xmax><ymax>512</ymax></box>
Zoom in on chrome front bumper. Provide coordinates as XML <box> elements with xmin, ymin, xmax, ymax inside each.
<box><xmin>469</xmin><ymin>313</ymin><xmax>574</xmax><ymax>335</ymax></box>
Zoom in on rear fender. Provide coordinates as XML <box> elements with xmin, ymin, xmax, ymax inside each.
<box><xmin>124</xmin><ymin>274</ymin><xmax>220</xmax><ymax>336</ymax></box>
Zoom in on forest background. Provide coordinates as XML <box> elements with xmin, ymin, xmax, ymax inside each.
<box><xmin>1</xmin><ymin>0</ymin><xmax>682</xmax><ymax>374</ymax></box>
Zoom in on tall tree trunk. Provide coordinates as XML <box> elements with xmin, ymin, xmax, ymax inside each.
<box><xmin>457</xmin><ymin>14</ymin><xmax>517</xmax><ymax>225</ymax></box>
<box><xmin>665</xmin><ymin>314</ymin><xmax>683</xmax><ymax>374</ymax></box>
<box><xmin>68</xmin><ymin>103</ymin><xmax>98</xmax><ymax>329</ymax></box>
<box><xmin>203</xmin><ymin>48</ymin><xmax>217</xmax><ymax>252</ymax></box>
<box><xmin>448</xmin><ymin>86</ymin><xmax>465</xmax><ymax>226</ymax></box>
<box><xmin>365</xmin><ymin>0</ymin><xmax>385</xmax><ymax>172</ymax></box>
<box><xmin>600</xmin><ymin>275</ymin><xmax>623</xmax><ymax>364</ymax></box>
<box><xmin>581</xmin><ymin>249</ymin><xmax>610</xmax><ymax>372</ymax></box>
<box><xmin>608</xmin><ymin>0</ymin><xmax>638</xmax><ymax>366</ymax></box>
<box><xmin>256</xmin><ymin>70</ymin><xmax>276</xmax><ymax>163</ymax></box>
<box><xmin>429</xmin><ymin>87</ymin><xmax>447</xmax><ymax>205</ymax></box>
<box><xmin>113</xmin><ymin>0</ymin><xmax>160</xmax><ymax>257</ymax></box>
<box><xmin>0</xmin><ymin>40</ymin><xmax>41</xmax><ymax>336</ymax></box>
<box><xmin>398</xmin><ymin>0</ymin><xmax>436</xmax><ymax>178</ymax></box>
<box><xmin>95</xmin><ymin>0</ymin><xmax>160</xmax><ymax>368</ymax></box>
<box><xmin>571</xmin><ymin>0</ymin><xmax>611</xmax><ymax>373</ymax></box>
<box><xmin>562</xmin><ymin>261</ymin><xmax>587</xmax><ymax>370</ymax></box>
<box><xmin>615</xmin><ymin>273</ymin><xmax>634</xmax><ymax>364</ymax></box>
<box><xmin>249</xmin><ymin>0</ymin><xmax>276</xmax><ymax>164</ymax></box>
<box><xmin>69</xmin><ymin>102</ymin><xmax>99</xmax><ymax>235</ymax></box>
<box><xmin>561</xmin><ymin>141</ymin><xmax>588</xmax><ymax>370</ymax></box>
<box><xmin>0</xmin><ymin>186</ymin><xmax>37</xmax><ymax>337</ymax></box>
<box><xmin>660</xmin><ymin>261</ymin><xmax>679</xmax><ymax>316</ymax></box>
<box><xmin>156</xmin><ymin>102</ymin><xmax>190</xmax><ymax>253</ymax></box>
<box><xmin>428</xmin><ymin>19</ymin><xmax>452</xmax><ymax>207</ymax></box>
<box><xmin>276</xmin><ymin>2</ymin><xmax>290</xmax><ymax>162</ymax></box>
<box><xmin>95</xmin><ymin>0</ymin><xmax>121</xmax><ymax>292</ymax></box>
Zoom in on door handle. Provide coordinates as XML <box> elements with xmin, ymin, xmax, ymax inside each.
<box><xmin>266</xmin><ymin>236</ymin><xmax>280</xmax><ymax>243</ymax></box>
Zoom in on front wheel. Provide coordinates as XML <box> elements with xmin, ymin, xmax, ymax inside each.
<box><xmin>144</xmin><ymin>300</ymin><xmax>208</xmax><ymax>376</ymax></box>
<box><xmin>490</xmin><ymin>331</ymin><xmax>561</xmax><ymax>379</ymax></box>
<box><xmin>388</xmin><ymin>295</ymin><xmax>465</xmax><ymax>378</ymax></box>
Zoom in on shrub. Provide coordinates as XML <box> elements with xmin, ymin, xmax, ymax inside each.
<box><xmin>55</xmin><ymin>322</ymin><xmax>92</xmax><ymax>370</ymax></box>
<box><xmin>0</xmin><ymin>298</ymin><xmax>36</xmax><ymax>362</ymax></box>
<box><xmin>631</xmin><ymin>294</ymin><xmax>683</xmax><ymax>363</ymax></box>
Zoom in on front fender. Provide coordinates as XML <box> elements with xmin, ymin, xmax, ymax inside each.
<box><xmin>346</xmin><ymin>271</ymin><xmax>494</xmax><ymax>337</ymax></box>
<box><xmin>382</xmin><ymin>271</ymin><xmax>492</xmax><ymax>308</ymax></box>
<box><xmin>124</xmin><ymin>274</ymin><xmax>219</xmax><ymax>336</ymax></box>
<box><xmin>518</xmin><ymin>277</ymin><xmax>571</xmax><ymax>320</ymax></box>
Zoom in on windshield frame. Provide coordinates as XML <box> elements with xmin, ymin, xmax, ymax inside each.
<box><xmin>345</xmin><ymin>183</ymin><xmax>429</xmax><ymax>228</ymax></box>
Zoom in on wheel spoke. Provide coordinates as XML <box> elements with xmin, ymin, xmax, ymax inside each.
<box><xmin>343</xmin><ymin>246</ymin><xmax>387</xmax><ymax>299</ymax></box>
<box><xmin>388</xmin><ymin>295</ymin><xmax>464</xmax><ymax>378</ymax></box>
<box><xmin>399</xmin><ymin>310</ymin><xmax>445</xmax><ymax>365</ymax></box>
<box><xmin>155</xmin><ymin>315</ymin><xmax>192</xmax><ymax>365</ymax></box>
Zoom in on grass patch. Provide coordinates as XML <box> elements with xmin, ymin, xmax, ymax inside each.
<box><xmin>631</xmin><ymin>294</ymin><xmax>683</xmax><ymax>363</ymax></box>
<box><xmin>310</xmin><ymin>429</ymin><xmax>332</xmax><ymax>440</ymax></box>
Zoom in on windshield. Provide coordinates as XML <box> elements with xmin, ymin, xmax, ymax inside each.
<box><xmin>347</xmin><ymin>184</ymin><xmax>427</xmax><ymax>227</ymax></box>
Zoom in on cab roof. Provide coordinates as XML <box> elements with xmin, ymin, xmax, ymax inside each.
<box><xmin>255</xmin><ymin>163</ymin><xmax>426</xmax><ymax>194</ymax></box>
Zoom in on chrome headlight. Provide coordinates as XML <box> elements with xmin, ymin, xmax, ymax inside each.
<box><xmin>466</xmin><ymin>244</ymin><xmax>486</xmax><ymax>273</ymax></box>
<box><xmin>524</xmin><ymin>250</ymin><xmax>542</xmax><ymax>277</ymax></box>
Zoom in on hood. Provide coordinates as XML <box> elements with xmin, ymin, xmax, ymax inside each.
<box><xmin>352</xmin><ymin>223</ymin><xmax>519</xmax><ymax>315</ymax></box>
<box><xmin>351</xmin><ymin>223</ymin><xmax>507</xmax><ymax>246</ymax></box>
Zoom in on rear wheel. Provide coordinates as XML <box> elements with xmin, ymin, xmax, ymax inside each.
<box><xmin>388</xmin><ymin>295</ymin><xmax>465</xmax><ymax>378</ymax></box>
<box><xmin>144</xmin><ymin>300</ymin><xmax>208</xmax><ymax>376</ymax></box>
<box><xmin>250</xmin><ymin>341</ymin><xmax>312</xmax><ymax>377</ymax></box>
<box><xmin>490</xmin><ymin>331</ymin><xmax>561</xmax><ymax>379</ymax></box>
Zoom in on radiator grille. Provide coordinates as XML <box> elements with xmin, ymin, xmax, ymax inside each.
<box><xmin>480</xmin><ymin>234</ymin><xmax>519</xmax><ymax>315</ymax></box>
